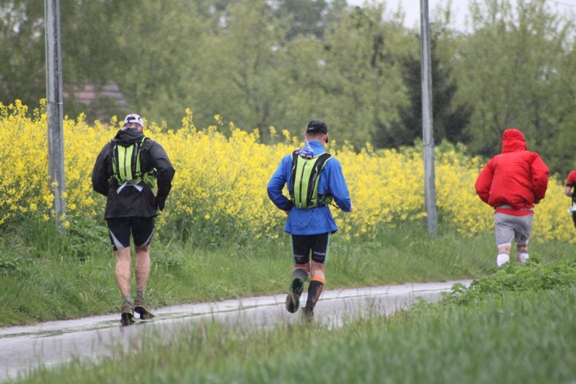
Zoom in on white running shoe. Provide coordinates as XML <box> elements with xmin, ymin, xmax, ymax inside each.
<box><xmin>496</xmin><ymin>254</ymin><xmax>510</xmax><ymax>267</ymax></box>
<box><xmin>569</xmin><ymin>204</ymin><xmax>576</xmax><ymax>213</ymax></box>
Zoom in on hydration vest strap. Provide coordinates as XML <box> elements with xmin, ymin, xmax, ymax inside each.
<box><xmin>117</xmin><ymin>180</ymin><xmax>144</xmax><ymax>194</ymax></box>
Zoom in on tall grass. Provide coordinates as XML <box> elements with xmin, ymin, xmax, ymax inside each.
<box><xmin>11</xmin><ymin>278</ymin><xmax>576</xmax><ymax>383</ymax></box>
<box><xmin>1</xmin><ymin>217</ymin><xmax>575</xmax><ymax>327</ymax></box>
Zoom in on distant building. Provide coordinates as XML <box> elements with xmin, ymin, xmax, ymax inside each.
<box><xmin>64</xmin><ymin>82</ymin><xmax>130</xmax><ymax>124</ymax></box>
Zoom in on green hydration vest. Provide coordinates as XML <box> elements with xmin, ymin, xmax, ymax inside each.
<box><xmin>110</xmin><ymin>137</ymin><xmax>157</xmax><ymax>194</ymax></box>
<box><xmin>289</xmin><ymin>150</ymin><xmax>332</xmax><ymax>209</ymax></box>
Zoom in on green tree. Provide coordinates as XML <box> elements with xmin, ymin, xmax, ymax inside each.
<box><xmin>190</xmin><ymin>0</ymin><xmax>292</xmax><ymax>140</ymax></box>
<box><xmin>271</xmin><ymin>0</ymin><xmax>349</xmax><ymax>41</ymax></box>
<box><xmin>0</xmin><ymin>1</ymin><xmax>46</xmax><ymax>110</ymax></box>
<box><xmin>372</xmin><ymin>29</ymin><xmax>473</xmax><ymax>149</ymax></box>
<box><xmin>1</xmin><ymin>0</ymin><xmax>132</xmax><ymax>121</ymax></box>
<box><xmin>544</xmin><ymin>43</ymin><xmax>576</xmax><ymax>176</ymax></box>
<box><xmin>273</xmin><ymin>0</ymin><xmax>327</xmax><ymax>40</ymax></box>
<box><xmin>60</xmin><ymin>0</ymin><xmax>129</xmax><ymax>122</ymax></box>
<box><xmin>0</xmin><ymin>0</ymin><xmax>212</xmax><ymax>126</ymax></box>
<box><xmin>278</xmin><ymin>4</ymin><xmax>408</xmax><ymax>149</ymax></box>
<box><xmin>455</xmin><ymin>0</ymin><xmax>575</xmax><ymax>174</ymax></box>
<box><xmin>105</xmin><ymin>0</ymin><xmax>209</xmax><ymax>129</ymax></box>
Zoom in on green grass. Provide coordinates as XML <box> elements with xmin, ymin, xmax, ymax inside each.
<box><xmin>11</xmin><ymin>277</ymin><xmax>576</xmax><ymax>383</ymax></box>
<box><xmin>3</xmin><ymin>219</ymin><xmax>576</xmax><ymax>383</ymax></box>
<box><xmin>0</xmin><ymin>219</ymin><xmax>573</xmax><ymax>327</ymax></box>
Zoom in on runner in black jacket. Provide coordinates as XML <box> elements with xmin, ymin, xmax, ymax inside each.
<box><xmin>92</xmin><ymin>113</ymin><xmax>175</xmax><ymax>326</ymax></box>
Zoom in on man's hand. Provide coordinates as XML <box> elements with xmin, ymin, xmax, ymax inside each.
<box><xmin>283</xmin><ymin>200</ymin><xmax>294</xmax><ymax>215</ymax></box>
<box><xmin>156</xmin><ymin>196</ymin><xmax>166</xmax><ymax>211</ymax></box>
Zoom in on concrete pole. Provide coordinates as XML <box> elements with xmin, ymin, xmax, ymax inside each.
<box><xmin>420</xmin><ymin>0</ymin><xmax>437</xmax><ymax>237</ymax></box>
<box><xmin>45</xmin><ymin>0</ymin><xmax>66</xmax><ymax>234</ymax></box>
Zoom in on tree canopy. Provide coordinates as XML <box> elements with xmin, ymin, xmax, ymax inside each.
<box><xmin>1</xmin><ymin>0</ymin><xmax>575</xmax><ymax>174</ymax></box>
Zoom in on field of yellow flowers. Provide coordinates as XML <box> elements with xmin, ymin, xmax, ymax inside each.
<box><xmin>0</xmin><ymin>100</ymin><xmax>573</xmax><ymax>243</ymax></box>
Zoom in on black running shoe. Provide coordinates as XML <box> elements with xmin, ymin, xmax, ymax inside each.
<box><xmin>285</xmin><ymin>277</ymin><xmax>304</xmax><ymax>313</ymax></box>
<box><xmin>120</xmin><ymin>301</ymin><xmax>135</xmax><ymax>326</ymax></box>
<box><xmin>134</xmin><ymin>296</ymin><xmax>155</xmax><ymax>320</ymax></box>
<box><xmin>302</xmin><ymin>306</ymin><xmax>314</xmax><ymax>322</ymax></box>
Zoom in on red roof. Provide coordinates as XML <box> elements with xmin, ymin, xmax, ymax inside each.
<box><xmin>64</xmin><ymin>82</ymin><xmax>130</xmax><ymax>110</ymax></box>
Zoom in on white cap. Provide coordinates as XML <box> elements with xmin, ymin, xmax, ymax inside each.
<box><xmin>123</xmin><ymin>114</ymin><xmax>144</xmax><ymax>127</ymax></box>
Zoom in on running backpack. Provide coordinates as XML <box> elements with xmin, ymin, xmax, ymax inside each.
<box><xmin>110</xmin><ymin>137</ymin><xmax>156</xmax><ymax>194</ymax></box>
<box><xmin>289</xmin><ymin>151</ymin><xmax>332</xmax><ymax>209</ymax></box>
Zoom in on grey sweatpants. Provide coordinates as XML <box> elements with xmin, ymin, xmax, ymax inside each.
<box><xmin>494</xmin><ymin>213</ymin><xmax>533</xmax><ymax>247</ymax></box>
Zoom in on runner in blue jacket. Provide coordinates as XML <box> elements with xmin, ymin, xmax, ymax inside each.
<box><xmin>267</xmin><ymin>120</ymin><xmax>353</xmax><ymax>320</ymax></box>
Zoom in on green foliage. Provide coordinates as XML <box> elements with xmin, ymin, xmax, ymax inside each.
<box><xmin>373</xmin><ymin>29</ymin><xmax>473</xmax><ymax>149</ymax></box>
<box><xmin>0</xmin><ymin>218</ymin><xmax>494</xmax><ymax>327</ymax></box>
<box><xmin>0</xmin><ymin>0</ymin><xmax>46</xmax><ymax>110</ymax></box>
<box><xmin>15</xmin><ymin>285</ymin><xmax>576</xmax><ymax>383</ymax></box>
<box><xmin>0</xmin><ymin>256</ymin><xmax>21</xmax><ymax>275</ymax></box>
<box><xmin>272</xmin><ymin>0</ymin><xmax>329</xmax><ymax>40</ymax></box>
<box><xmin>439</xmin><ymin>257</ymin><xmax>576</xmax><ymax>307</ymax></box>
<box><xmin>65</xmin><ymin>217</ymin><xmax>110</xmax><ymax>260</ymax></box>
<box><xmin>0</xmin><ymin>0</ymin><xmax>576</xmax><ymax>171</ymax></box>
<box><xmin>1</xmin><ymin>216</ymin><xmax>109</xmax><ymax>261</ymax></box>
<box><xmin>457</xmin><ymin>0</ymin><xmax>576</xmax><ymax>174</ymax></box>
<box><xmin>3</xmin><ymin>206</ymin><xmax>576</xmax><ymax>383</ymax></box>
<box><xmin>3</xmin><ymin>211</ymin><xmax>575</xmax><ymax>328</ymax></box>
<box><xmin>0</xmin><ymin>0</ymin><xmax>410</xmax><ymax>149</ymax></box>
<box><xmin>4</xmin><ymin>0</ymin><xmax>576</xmax><ymax>173</ymax></box>
<box><xmin>195</xmin><ymin>0</ymin><xmax>291</xmax><ymax>140</ymax></box>
<box><xmin>294</xmin><ymin>4</ymin><xmax>408</xmax><ymax>149</ymax></box>
<box><xmin>108</xmin><ymin>0</ymin><xmax>210</xmax><ymax>129</ymax></box>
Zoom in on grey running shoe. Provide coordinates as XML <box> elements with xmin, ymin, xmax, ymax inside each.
<box><xmin>121</xmin><ymin>300</ymin><xmax>135</xmax><ymax>326</ymax></box>
<box><xmin>134</xmin><ymin>296</ymin><xmax>155</xmax><ymax>320</ymax></box>
<box><xmin>285</xmin><ymin>277</ymin><xmax>304</xmax><ymax>313</ymax></box>
<box><xmin>516</xmin><ymin>253</ymin><xmax>529</xmax><ymax>264</ymax></box>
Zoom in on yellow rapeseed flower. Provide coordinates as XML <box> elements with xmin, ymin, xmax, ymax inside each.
<box><xmin>1</xmin><ymin>101</ymin><xmax>573</xmax><ymax>243</ymax></box>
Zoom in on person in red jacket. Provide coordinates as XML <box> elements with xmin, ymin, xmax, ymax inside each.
<box><xmin>563</xmin><ymin>170</ymin><xmax>576</xmax><ymax>227</ymax></box>
<box><xmin>475</xmin><ymin>129</ymin><xmax>549</xmax><ymax>267</ymax></box>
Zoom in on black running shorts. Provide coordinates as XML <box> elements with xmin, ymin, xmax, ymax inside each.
<box><xmin>291</xmin><ymin>233</ymin><xmax>331</xmax><ymax>264</ymax></box>
<box><xmin>106</xmin><ymin>217</ymin><xmax>155</xmax><ymax>251</ymax></box>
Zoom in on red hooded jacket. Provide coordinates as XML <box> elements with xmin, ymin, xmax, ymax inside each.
<box><xmin>474</xmin><ymin>129</ymin><xmax>549</xmax><ymax>216</ymax></box>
